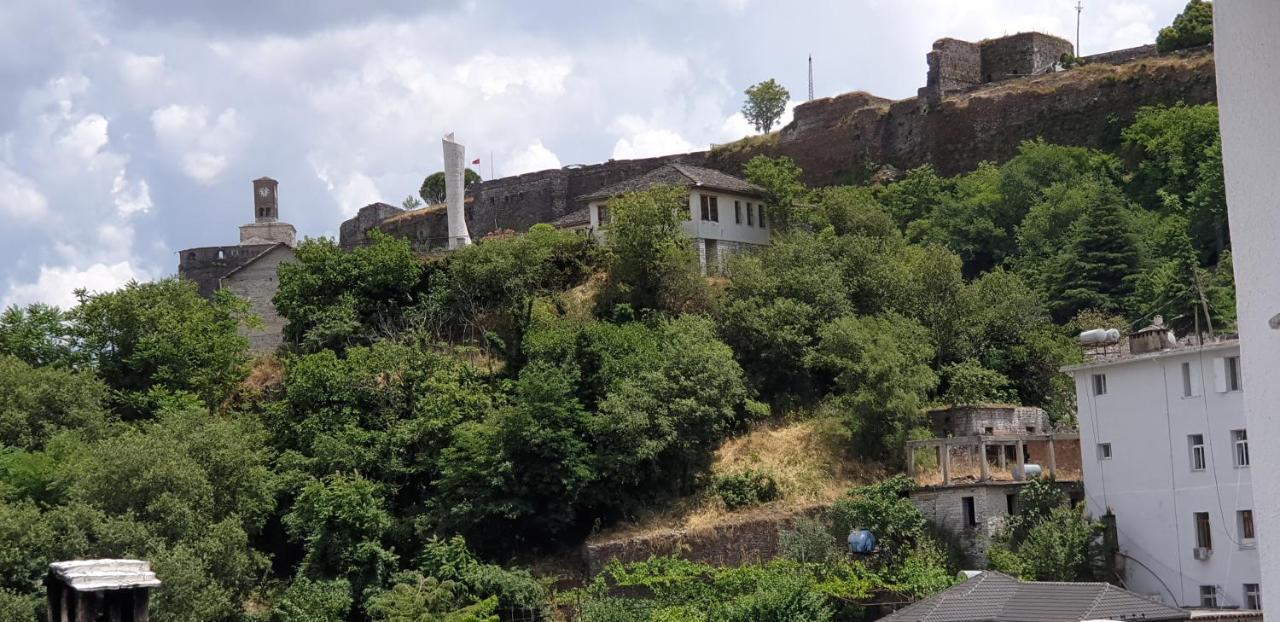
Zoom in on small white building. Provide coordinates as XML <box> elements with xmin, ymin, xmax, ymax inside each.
<box><xmin>573</xmin><ymin>163</ymin><xmax>771</xmax><ymax>275</ymax></box>
<box><xmin>1062</xmin><ymin>326</ymin><xmax>1259</xmax><ymax>610</ymax></box>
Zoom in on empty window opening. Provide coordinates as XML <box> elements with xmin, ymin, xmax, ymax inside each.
<box><xmin>962</xmin><ymin>496</ymin><xmax>977</xmax><ymax>527</ymax></box>
<box><xmin>1005</xmin><ymin>493</ymin><xmax>1016</xmax><ymax>515</ymax></box>
<box><xmin>1239</xmin><ymin>510</ymin><xmax>1256</xmax><ymax>545</ymax></box>
<box><xmin>1097</xmin><ymin>443</ymin><xmax>1112</xmax><ymax>460</ymax></box>
<box><xmin>734</xmin><ymin>200</ymin><xmax>742</xmax><ymax>224</ymax></box>
<box><xmin>1194</xmin><ymin>512</ymin><xmax>1213</xmax><ymax>550</ymax></box>
<box><xmin>1189</xmin><ymin>434</ymin><xmax>1206</xmax><ymax>471</ymax></box>
<box><xmin>746</xmin><ymin>202</ymin><xmax>754</xmax><ymax>226</ymax></box>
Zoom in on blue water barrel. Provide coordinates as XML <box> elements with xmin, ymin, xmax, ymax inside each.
<box><xmin>848</xmin><ymin>529</ymin><xmax>877</xmax><ymax>554</ymax></box>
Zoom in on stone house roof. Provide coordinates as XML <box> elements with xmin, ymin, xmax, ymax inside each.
<box><xmin>577</xmin><ymin>163</ymin><xmax>766</xmax><ymax>201</ymax></box>
<box><xmin>219</xmin><ymin>242</ymin><xmax>292</xmax><ymax>281</ymax></box>
<box><xmin>551</xmin><ymin>208</ymin><xmax>591</xmax><ymax>229</ymax></box>
<box><xmin>879</xmin><ymin>571</ymin><xmax>1188</xmax><ymax>622</ymax></box>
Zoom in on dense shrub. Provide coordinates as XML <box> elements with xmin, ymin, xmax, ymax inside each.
<box><xmin>714</xmin><ymin>469</ymin><xmax>780</xmax><ymax>510</ymax></box>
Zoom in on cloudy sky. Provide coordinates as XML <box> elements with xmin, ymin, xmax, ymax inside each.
<box><xmin>0</xmin><ymin>0</ymin><xmax>1189</xmax><ymax>308</ymax></box>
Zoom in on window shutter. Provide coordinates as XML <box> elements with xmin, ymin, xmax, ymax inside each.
<box><xmin>1213</xmin><ymin>357</ymin><xmax>1228</xmax><ymax>393</ymax></box>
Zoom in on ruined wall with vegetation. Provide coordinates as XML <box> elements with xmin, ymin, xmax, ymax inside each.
<box><xmin>341</xmin><ymin>46</ymin><xmax>1216</xmax><ymax>248</ymax></box>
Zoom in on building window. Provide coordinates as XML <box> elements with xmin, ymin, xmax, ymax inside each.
<box><xmin>1244</xmin><ymin>584</ymin><xmax>1262</xmax><ymax>610</ymax></box>
<box><xmin>1239</xmin><ymin>510</ymin><xmax>1256</xmax><ymax>546</ymax></box>
<box><xmin>1091</xmin><ymin>373</ymin><xmax>1107</xmax><ymax>396</ymax></box>
<box><xmin>962</xmin><ymin>496</ymin><xmax>977</xmax><ymax>527</ymax></box>
<box><xmin>759</xmin><ymin>205</ymin><xmax>767</xmax><ymax>228</ymax></box>
<box><xmin>598</xmin><ymin>206</ymin><xmax>610</xmax><ymax>224</ymax></box>
<box><xmin>734</xmin><ymin>200</ymin><xmax>742</xmax><ymax>224</ymax></box>
<box><xmin>1182</xmin><ymin>362</ymin><xmax>1195</xmax><ymax>397</ymax></box>
<box><xmin>1200</xmin><ymin>585</ymin><xmax>1218</xmax><ymax>608</ymax></box>
<box><xmin>1189</xmin><ymin>434</ymin><xmax>1206</xmax><ymax>471</ymax></box>
<box><xmin>984</xmin><ymin>426</ymin><xmax>994</xmax><ymax>435</ymax></box>
<box><xmin>1194</xmin><ymin>512</ymin><xmax>1213</xmax><ymax>550</ymax></box>
<box><xmin>1006</xmin><ymin>493</ymin><xmax>1016</xmax><ymax>515</ymax></box>
<box><xmin>746</xmin><ymin>202</ymin><xmax>754</xmax><ymax>226</ymax></box>
<box><xmin>1233</xmin><ymin>429</ymin><xmax>1249</xmax><ymax>468</ymax></box>
<box><xmin>699</xmin><ymin>194</ymin><xmax>719</xmax><ymax>222</ymax></box>
<box><xmin>1097</xmin><ymin>443</ymin><xmax>1112</xmax><ymax>460</ymax></box>
<box><xmin>1227</xmin><ymin>356</ymin><xmax>1242</xmax><ymax>391</ymax></box>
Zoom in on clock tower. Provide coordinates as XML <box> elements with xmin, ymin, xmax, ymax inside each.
<box><xmin>239</xmin><ymin>176</ymin><xmax>296</xmax><ymax>247</ymax></box>
<box><xmin>253</xmin><ymin>177</ymin><xmax>279</xmax><ymax>223</ymax></box>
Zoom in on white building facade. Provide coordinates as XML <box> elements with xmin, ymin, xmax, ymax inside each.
<box><xmin>1064</xmin><ymin>340</ymin><xmax>1259</xmax><ymax>610</ymax></box>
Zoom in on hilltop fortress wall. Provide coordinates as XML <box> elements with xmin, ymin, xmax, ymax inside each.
<box><xmin>340</xmin><ymin>37</ymin><xmax>1216</xmax><ymax>251</ymax></box>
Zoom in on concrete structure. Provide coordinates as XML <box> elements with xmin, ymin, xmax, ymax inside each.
<box><xmin>879</xmin><ymin>571</ymin><xmax>1189</xmax><ymax>622</ymax></box>
<box><xmin>1063</xmin><ymin>336</ymin><xmax>1258</xmax><ymax>608</ymax></box>
<box><xmin>46</xmin><ymin>559</ymin><xmax>159</xmax><ymax>622</ymax></box>
<box><xmin>905</xmin><ymin>404</ymin><xmax>1081</xmax><ymax>566</ymax></box>
<box><xmin>178</xmin><ymin>177</ymin><xmax>298</xmax><ymax>351</ymax></box>
<box><xmin>442</xmin><ymin>133</ymin><xmax>472</xmax><ymax>249</ymax></box>
<box><xmin>1215</xmin><ymin>6</ymin><xmax>1280</xmax><ymax>620</ymax></box>
<box><xmin>576</xmin><ymin>163</ymin><xmax>770</xmax><ymax>275</ymax></box>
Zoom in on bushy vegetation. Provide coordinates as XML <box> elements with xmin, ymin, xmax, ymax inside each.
<box><xmin>0</xmin><ymin>100</ymin><xmax>1227</xmax><ymax>619</ymax></box>
<box><xmin>987</xmin><ymin>478</ymin><xmax>1106</xmax><ymax>582</ymax></box>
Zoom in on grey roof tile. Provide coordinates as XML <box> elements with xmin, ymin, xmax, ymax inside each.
<box><xmin>576</xmin><ymin>163</ymin><xmax>765</xmax><ymax>201</ymax></box>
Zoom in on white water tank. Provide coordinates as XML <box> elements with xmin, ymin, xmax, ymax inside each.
<box><xmin>1079</xmin><ymin>328</ymin><xmax>1121</xmax><ymax>346</ymax></box>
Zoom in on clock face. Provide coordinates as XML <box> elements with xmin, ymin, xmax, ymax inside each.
<box><xmin>258</xmin><ymin>186</ymin><xmax>272</xmax><ymax>198</ymax></box>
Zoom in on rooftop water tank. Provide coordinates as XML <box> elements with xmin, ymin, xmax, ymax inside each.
<box><xmin>848</xmin><ymin>529</ymin><xmax>877</xmax><ymax>554</ymax></box>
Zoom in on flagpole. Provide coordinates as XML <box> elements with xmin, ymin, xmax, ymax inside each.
<box><xmin>490</xmin><ymin>150</ymin><xmax>494</xmax><ymax>180</ymax></box>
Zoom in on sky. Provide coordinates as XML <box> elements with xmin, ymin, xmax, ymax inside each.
<box><xmin>0</xmin><ymin>0</ymin><xmax>1190</xmax><ymax>308</ymax></box>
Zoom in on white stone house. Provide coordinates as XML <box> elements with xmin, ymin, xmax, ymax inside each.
<box><xmin>574</xmin><ymin>163</ymin><xmax>771</xmax><ymax>275</ymax></box>
<box><xmin>1062</xmin><ymin>331</ymin><xmax>1259</xmax><ymax>610</ymax></box>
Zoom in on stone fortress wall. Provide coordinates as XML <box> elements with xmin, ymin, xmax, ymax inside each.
<box><xmin>339</xmin><ymin>33</ymin><xmax>1214</xmax><ymax>251</ymax></box>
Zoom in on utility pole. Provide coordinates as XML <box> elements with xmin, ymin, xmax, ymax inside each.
<box><xmin>808</xmin><ymin>54</ymin><xmax>814</xmax><ymax>101</ymax></box>
<box><xmin>1075</xmin><ymin>0</ymin><xmax>1083</xmax><ymax>56</ymax></box>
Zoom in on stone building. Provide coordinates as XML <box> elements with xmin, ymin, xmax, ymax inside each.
<box><xmin>919</xmin><ymin>32</ymin><xmax>1075</xmax><ymax>106</ymax></box>
<box><xmin>575</xmin><ymin>163</ymin><xmax>770</xmax><ymax>275</ymax></box>
<box><xmin>178</xmin><ymin>177</ymin><xmax>297</xmax><ymax>351</ymax></box>
<box><xmin>905</xmin><ymin>403</ymin><xmax>1081</xmax><ymax>566</ymax></box>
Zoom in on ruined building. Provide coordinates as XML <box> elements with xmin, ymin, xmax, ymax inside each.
<box><xmin>337</xmin><ymin>31</ymin><xmax>1214</xmax><ymax>252</ymax></box>
<box><xmin>178</xmin><ymin>177</ymin><xmax>297</xmax><ymax>351</ymax></box>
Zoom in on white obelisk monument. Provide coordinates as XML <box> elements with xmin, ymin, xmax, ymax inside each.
<box><xmin>442</xmin><ymin>132</ymin><xmax>472</xmax><ymax>249</ymax></box>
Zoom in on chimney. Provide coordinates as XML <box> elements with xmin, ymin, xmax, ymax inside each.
<box><xmin>1129</xmin><ymin>315</ymin><xmax>1177</xmax><ymax>355</ymax></box>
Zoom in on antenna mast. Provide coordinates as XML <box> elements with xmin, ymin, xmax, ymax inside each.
<box><xmin>1075</xmin><ymin>0</ymin><xmax>1083</xmax><ymax>56</ymax></box>
<box><xmin>808</xmin><ymin>54</ymin><xmax>814</xmax><ymax>101</ymax></box>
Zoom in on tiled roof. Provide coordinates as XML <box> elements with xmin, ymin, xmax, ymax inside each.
<box><xmin>551</xmin><ymin>208</ymin><xmax>590</xmax><ymax>228</ymax></box>
<box><xmin>880</xmin><ymin>572</ymin><xmax>1188</xmax><ymax>622</ymax></box>
<box><xmin>577</xmin><ymin>163</ymin><xmax>765</xmax><ymax>201</ymax></box>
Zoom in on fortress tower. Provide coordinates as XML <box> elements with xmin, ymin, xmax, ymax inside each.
<box><xmin>239</xmin><ymin>177</ymin><xmax>297</xmax><ymax>246</ymax></box>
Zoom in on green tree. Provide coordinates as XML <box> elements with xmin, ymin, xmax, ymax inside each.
<box><xmin>70</xmin><ymin>278</ymin><xmax>253</xmax><ymax>413</ymax></box>
<box><xmin>419</xmin><ymin>169</ymin><xmax>482</xmax><ymax>205</ymax></box>
<box><xmin>283</xmin><ymin>473</ymin><xmax>397</xmax><ymax>599</ymax></box>
<box><xmin>275</xmin><ymin>233</ymin><xmax>423</xmax><ymax>352</ymax></box>
<box><xmin>263</xmin><ymin>577</ymin><xmax>353</xmax><ymax>622</ymax></box>
<box><xmin>0</xmin><ymin>355</ymin><xmax>109</xmax><ymax>450</ymax></box>
<box><xmin>907</xmin><ymin>162</ymin><xmax>1007</xmax><ymax>277</ymax></box>
<box><xmin>741</xmin><ymin>79</ymin><xmax>790</xmax><ymax>133</ymax></box>
<box><xmin>825</xmin><ymin>477</ymin><xmax>930</xmax><ymax>565</ymax></box>
<box><xmin>939</xmin><ymin>361</ymin><xmax>1016</xmax><ymax>405</ymax></box>
<box><xmin>598</xmin><ymin>186</ymin><xmax>706</xmax><ymax>316</ymax></box>
<box><xmin>1047</xmin><ymin>184</ymin><xmax>1143</xmax><ymax>322</ymax></box>
<box><xmin>743</xmin><ymin>156</ymin><xmax>807</xmax><ymax>232</ymax></box>
<box><xmin>1016</xmin><ymin>506</ymin><xmax>1104</xmax><ymax>581</ymax></box>
<box><xmin>876</xmin><ymin>165</ymin><xmax>950</xmax><ymax>227</ymax></box>
<box><xmin>1157</xmin><ymin>0</ymin><xmax>1214</xmax><ymax>53</ymax></box>
<box><xmin>805</xmin><ymin>314</ymin><xmax>937</xmax><ymax>459</ymax></box>
<box><xmin>0</xmin><ymin>303</ymin><xmax>80</xmax><ymax>368</ymax></box>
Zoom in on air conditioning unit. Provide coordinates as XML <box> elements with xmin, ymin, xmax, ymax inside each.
<box><xmin>1193</xmin><ymin>547</ymin><xmax>1213</xmax><ymax>560</ymax></box>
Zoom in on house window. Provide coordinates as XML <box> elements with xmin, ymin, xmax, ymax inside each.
<box><xmin>734</xmin><ymin>200</ymin><xmax>742</xmax><ymax>224</ymax></box>
<box><xmin>699</xmin><ymin>194</ymin><xmax>719</xmax><ymax>222</ymax></box>
<box><xmin>1239</xmin><ymin>510</ymin><xmax>1256</xmax><ymax>546</ymax></box>
<box><xmin>1233</xmin><ymin>429</ymin><xmax>1249</xmax><ymax>468</ymax></box>
<box><xmin>759</xmin><ymin>205</ymin><xmax>767</xmax><ymax>227</ymax></box>
<box><xmin>1097</xmin><ymin>443</ymin><xmax>1112</xmax><ymax>460</ymax></box>
<box><xmin>746</xmin><ymin>202</ymin><xmax>754</xmax><ymax>226</ymax></box>
<box><xmin>1006</xmin><ymin>493</ymin><xmax>1016</xmax><ymax>515</ymax></box>
<box><xmin>984</xmin><ymin>426</ymin><xmax>994</xmax><ymax>435</ymax></box>
<box><xmin>1189</xmin><ymin>434</ymin><xmax>1206</xmax><ymax>471</ymax></box>
<box><xmin>1227</xmin><ymin>356</ymin><xmax>1242</xmax><ymax>391</ymax></box>
<box><xmin>1194</xmin><ymin>512</ymin><xmax>1213</xmax><ymax>550</ymax></box>
<box><xmin>962</xmin><ymin>496</ymin><xmax>977</xmax><ymax>527</ymax></box>
<box><xmin>1091</xmin><ymin>373</ymin><xmax>1107</xmax><ymax>396</ymax></box>
<box><xmin>1200</xmin><ymin>585</ymin><xmax>1218</xmax><ymax>608</ymax></box>
<box><xmin>1244</xmin><ymin>584</ymin><xmax>1262</xmax><ymax>610</ymax></box>
<box><xmin>598</xmin><ymin>206</ymin><xmax>610</xmax><ymax>224</ymax></box>
<box><xmin>1182</xmin><ymin>362</ymin><xmax>1195</xmax><ymax>397</ymax></box>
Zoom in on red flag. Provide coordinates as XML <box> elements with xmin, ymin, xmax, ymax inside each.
<box><xmin>472</xmin><ymin>158</ymin><xmax>481</xmax><ymax>165</ymax></box>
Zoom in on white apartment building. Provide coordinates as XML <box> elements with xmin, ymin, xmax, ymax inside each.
<box><xmin>1063</xmin><ymin>330</ymin><xmax>1259</xmax><ymax>610</ymax></box>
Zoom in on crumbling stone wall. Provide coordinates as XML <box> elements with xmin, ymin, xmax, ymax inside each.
<box><xmin>340</xmin><ymin>202</ymin><xmax>404</xmax><ymax>249</ymax></box>
<box><xmin>921</xmin><ymin>38</ymin><xmax>983</xmax><ymax>106</ymax></box>
<box><xmin>178</xmin><ymin>244</ymin><xmax>278</xmax><ymax>298</ymax></box>
<box><xmin>929</xmin><ymin>406</ymin><xmax>1051</xmax><ymax>437</ymax></box>
<box><xmin>580</xmin><ymin>505</ymin><xmax>825</xmax><ymax>578</ymax></box>
<box><xmin>979</xmin><ymin>32</ymin><xmax>1074</xmax><ymax>81</ymax></box>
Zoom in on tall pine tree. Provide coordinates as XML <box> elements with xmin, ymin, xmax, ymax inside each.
<box><xmin>1049</xmin><ymin>183</ymin><xmax>1142</xmax><ymax>323</ymax></box>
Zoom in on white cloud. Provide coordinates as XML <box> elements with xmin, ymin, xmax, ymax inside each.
<box><xmin>150</xmin><ymin>104</ymin><xmax>243</xmax><ymax>184</ymax></box>
<box><xmin>610</xmin><ymin>115</ymin><xmax>697</xmax><ymax>159</ymax></box>
<box><xmin>504</xmin><ymin>140</ymin><xmax>561</xmax><ymax>176</ymax></box>
<box><xmin>121</xmin><ymin>52</ymin><xmax>165</xmax><ymax>86</ymax></box>
<box><xmin>455</xmin><ymin>53</ymin><xmax>573</xmax><ymax>99</ymax></box>
<box><xmin>0</xmin><ymin>163</ymin><xmax>48</xmax><ymax>221</ymax></box>
<box><xmin>2</xmin><ymin>261</ymin><xmax>147</xmax><ymax>309</ymax></box>
<box><xmin>310</xmin><ymin>155</ymin><xmax>381</xmax><ymax>217</ymax></box>
<box><xmin>56</xmin><ymin>113</ymin><xmax>109</xmax><ymax>164</ymax></box>
<box><xmin>111</xmin><ymin>170</ymin><xmax>152</xmax><ymax>215</ymax></box>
